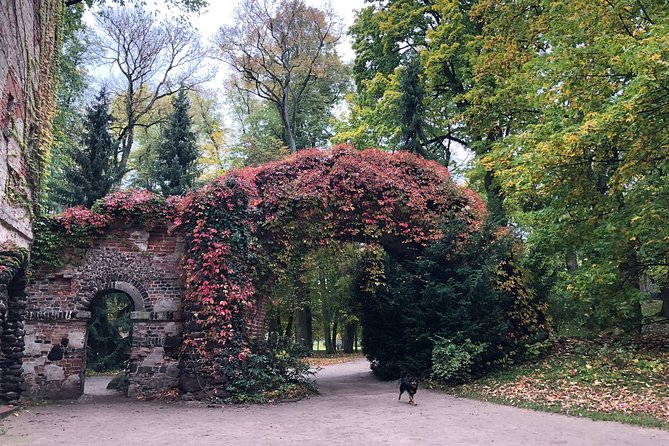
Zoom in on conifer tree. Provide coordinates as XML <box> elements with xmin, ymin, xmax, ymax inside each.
<box><xmin>154</xmin><ymin>89</ymin><xmax>199</xmax><ymax>196</ymax></box>
<box><xmin>61</xmin><ymin>87</ymin><xmax>120</xmax><ymax>207</ymax></box>
<box><xmin>397</xmin><ymin>54</ymin><xmax>427</xmax><ymax>158</ymax></box>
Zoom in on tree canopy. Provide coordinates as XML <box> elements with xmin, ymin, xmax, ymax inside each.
<box><xmin>213</xmin><ymin>0</ymin><xmax>345</xmax><ymax>154</ymax></box>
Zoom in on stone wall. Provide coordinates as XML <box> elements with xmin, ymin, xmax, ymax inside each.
<box><xmin>1</xmin><ymin>0</ymin><xmax>61</xmax><ymax>249</ymax></box>
<box><xmin>23</xmin><ymin>226</ymin><xmax>185</xmax><ymax>399</ymax></box>
<box><xmin>0</xmin><ymin>0</ymin><xmax>62</xmax><ymax>405</ymax></box>
<box><xmin>1</xmin><ymin>1</ymin><xmax>36</xmax><ymax>249</ymax></box>
<box><xmin>0</xmin><ymin>259</ymin><xmax>28</xmax><ymax>405</ymax></box>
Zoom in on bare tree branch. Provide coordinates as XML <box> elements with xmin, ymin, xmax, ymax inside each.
<box><xmin>93</xmin><ymin>6</ymin><xmax>211</xmax><ymax>182</ymax></box>
<box><xmin>212</xmin><ymin>0</ymin><xmax>342</xmax><ymax>153</ymax></box>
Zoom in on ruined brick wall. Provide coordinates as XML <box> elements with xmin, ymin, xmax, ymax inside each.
<box><xmin>23</xmin><ymin>227</ymin><xmax>185</xmax><ymax>399</ymax></box>
<box><xmin>0</xmin><ymin>257</ymin><xmax>29</xmax><ymax>405</ymax></box>
<box><xmin>0</xmin><ymin>0</ymin><xmax>63</xmax><ymax>405</ymax></box>
<box><xmin>1</xmin><ymin>0</ymin><xmax>61</xmax><ymax>249</ymax></box>
<box><xmin>1</xmin><ymin>1</ymin><xmax>36</xmax><ymax>249</ymax></box>
<box><xmin>246</xmin><ymin>295</ymin><xmax>268</xmax><ymax>340</ymax></box>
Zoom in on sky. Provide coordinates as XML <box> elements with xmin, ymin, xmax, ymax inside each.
<box><xmin>85</xmin><ymin>0</ymin><xmax>367</xmax><ymax>93</ymax></box>
<box><xmin>85</xmin><ymin>0</ymin><xmax>472</xmax><ymax>171</ymax></box>
<box><xmin>159</xmin><ymin>0</ymin><xmax>366</xmax><ymax>62</ymax></box>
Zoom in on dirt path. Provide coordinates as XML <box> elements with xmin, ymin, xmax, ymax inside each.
<box><xmin>2</xmin><ymin>359</ymin><xmax>669</xmax><ymax>445</ymax></box>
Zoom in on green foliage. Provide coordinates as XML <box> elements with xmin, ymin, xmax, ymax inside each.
<box><xmin>0</xmin><ymin>243</ymin><xmax>29</xmax><ymax>282</ymax></box>
<box><xmin>397</xmin><ymin>53</ymin><xmax>427</xmax><ymax>157</ymax></box>
<box><xmin>302</xmin><ymin>244</ymin><xmax>360</xmax><ymax>354</ymax></box>
<box><xmin>472</xmin><ymin>0</ymin><xmax>669</xmax><ymax>331</ymax></box>
<box><xmin>342</xmin><ymin>0</ymin><xmax>669</xmax><ymax>334</ymax></box>
<box><xmin>153</xmin><ymin>89</ymin><xmax>200</xmax><ymax>196</ymax></box>
<box><xmin>223</xmin><ymin>334</ymin><xmax>314</xmax><ymax>403</ymax></box>
<box><xmin>60</xmin><ymin>88</ymin><xmax>121</xmax><ymax>207</ymax></box>
<box><xmin>86</xmin><ymin>293</ymin><xmax>133</xmax><ymax>372</ymax></box>
<box><xmin>336</xmin><ymin>0</ymin><xmax>476</xmax><ymax>166</ymax></box>
<box><xmin>43</xmin><ymin>3</ymin><xmax>89</xmax><ymax>212</ymax></box>
<box><xmin>30</xmin><ymin>219</ymin><xmax>67</xmax><ymax>269</ymax></box>
<box><xmin>355</xmin><ymin>219</ymin><xmax>549</xmax><ymax>380</ymax></box>
<box><xmin>354</xmin><ymin>254</ymin><xmax>413</xmax><ymax>380</ymax></box>
<box><xmin>431</xmin><ymin>337</ymin><xmax>488</xmax><ymax>382</ymax></box>
<box><xmin>225</xmin><ymin>88</ymin><xmax>288</xmax><ymax>167</ymax></box>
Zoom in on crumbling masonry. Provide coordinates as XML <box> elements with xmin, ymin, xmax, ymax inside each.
<box><xmin>1</xmin><ymin>1</ymin><xmax>63</xmax><ymax>404</ymax></box>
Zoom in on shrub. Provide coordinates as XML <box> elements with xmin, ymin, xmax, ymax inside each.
<box><xmin>222</xmin><ymin>334</ymin><xmax>314</xmax><ymax>403</ymax></box>
<box><xmin>431</xmin><ymin>338</ymin><xmax>488</xmax><ymax>382</ymax></box>
<box><xmin>354</xmin><ymin>219</ymin><xmax>549</xmax><ymax>381</ymax></box>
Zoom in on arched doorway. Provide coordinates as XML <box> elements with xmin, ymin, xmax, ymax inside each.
<box><xmin>23</xmin><ymin>225</ymin><xmax>186</xmax><ymax>401</ymax></box>
<box><xmin>83</xmin><ymin>290</ymin><xmax>134</xmax><ymax>396</ymax></box>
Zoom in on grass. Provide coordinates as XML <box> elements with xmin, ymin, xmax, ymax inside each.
<box><xmin>442</xmin><ymin>328</ymin><xmax>669</xmax><ymax>430</ymax></box>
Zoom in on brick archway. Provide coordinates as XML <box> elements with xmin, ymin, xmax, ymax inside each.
<box><xmin>23</xmin><ymin>226</ymin><xmax>185</xmax><ymax>400</ymax></box>
<box><xmin>89</xmin><ymin>279</ymin><xmax>151</xmax><ymax>313</ymax></box>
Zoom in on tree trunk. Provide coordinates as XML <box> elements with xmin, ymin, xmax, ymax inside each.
<box><xmin>323</xmin><ymin>322</ymin><xmax>334</xmax><ymax>354</ymax></box>
<box><xmin>660</xmin><ymin>286</ymin><xmax>669</xmax><ymax>317</ymax></box>
<box><xmin>566</xmin><ymin>251</ymin><xmax>578</xmax><ymax>273</ymax></box>
<box><xmin>483</xmin><ymin>169</ymin><xmax>506</xmax><ymax>225</ymax></box>
<box><xmin>118</xmin><ymin>125</ymin><xmax>134</xmax><ymax>183</ymax></box>
<box><xmin>305</xmin><ymin>305</ymin><xmax>313</xmax><ymax>352</ymax></box>
<box><xmin>331</xmin><ymin>319</ymin><xmax>338</xmax><ymax>353</ymax></box>
<box><xmin>342</xmin><ymin>322</ymin><xmax>356</xmax><ymax>354</ymax></box>
<box><xmin>620</xmin><ymin>250</ymin><xmax>643</xmax><ymax>334</ymax></box>
<box><xmin>280</xmin><ymin>89</ymin><xmax>297</xmax><ymax>153</ymax></box>
<box><xmin>295</xmin><ymin>308</ymin><xmax>309</xmax><ymax>348</ymax></box>
<box><xmin>284</xmin><ymin>312</ymin><xmax>293</xmax><ymax>338</ymax></box>
<box><xmin>268</xmin><ymin>306</ymin><xmax>280</xmax><ymax>335</ymax></box>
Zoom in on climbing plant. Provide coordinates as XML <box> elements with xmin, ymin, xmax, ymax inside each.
<box><xmin>172</xmin><ymin>145</ymin><xmax>487</xmax><ymax>396</ymax></box>
<box><xmin>31</xmin><ymin>189</ymin><xmax>171</xmax><ymax>269</ymax></box>
<box><xmin>29</xmin><ymin>0</ymin><xmax>65</xmax><ymax>211</ymax></box>
<box><xmin>35</xmin><ymin>145</ymin><xmax>545</xmax><ymax>400</ymax></box>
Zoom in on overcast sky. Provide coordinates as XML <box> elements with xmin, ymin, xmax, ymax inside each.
<box><xmin>193</xmin><ymin>0</ymin><xmax>366</xmax><ymax>61</ymax></box>
<box><xmin>131</xmin><ymin>0</ymin><xmax>365</xmax><ymax>62</ymax></box>
<box><xmin>85</xmin><ymin>0</ymin><xmax>472</xmax><ymax>172</ymax></box>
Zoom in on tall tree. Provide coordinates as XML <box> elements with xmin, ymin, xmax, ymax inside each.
<box><xmin>213</xmin><ymin>0</ymin><xmax>344</xmax><ymax>153</ymax></box>
<box><xmin>62</xmin><ymin>88</ymin><xmax>121</xmax><ymax>207</ymax></box>
<box><xmin>153</xmin><ymin>89</ymin><xmax>199</xmax><ymax>196</ymax></box>
<box><xmin>397</xmin><ymin>53</ymin><xmax>427</xmax><ymax>157</ymax></box>
<box><xmin>190</xmin><ymin>89</ymin><xmax>228</xmax><ymax>179</ymax></box>
<box><xmin>43</xmin><ymin>3</ymin><xmax>89</xmax><ymax>212</ymax></box>
<box><xmin>94</xmin><ymin>6</ymin><xmax>207</xmax><ymax>182</ymax></box>
<box><xmin>337</xmin><ymin>1</ymin><xmax>477</xmax><ymax>167</ymax></box>
<box><xmin>471</xmin><ymin>0</ymin><xmax>669</xmax><ymax>330</ymax></box>
<box><xmin>225</xmin><ymin>84</ymin><xmax>289</xmax><ymax>167</ymax></box>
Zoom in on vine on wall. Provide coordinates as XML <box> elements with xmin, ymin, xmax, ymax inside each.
<box><xmin>33</xmin><ymin>146</ymin><xmax>489</xmax><ymax>398</ymax></box>
<box><xmin>28</xmin><ymin>0</ymin><xmax>65</xmax><ymax>212</ymax></box>
<box><xmin>0</xmin><ymin>242</ymin><xmax>29</xmax><ymax>282</ymax></box>
<box><xmin>173</xmin><ymin>145</ymin><xmax>486</xmax><ymax>394</ymax></box>
<box><xmin>31</xmin><ymin>189</ymin><xmax>170</xmax><ymax>269</ymax></box>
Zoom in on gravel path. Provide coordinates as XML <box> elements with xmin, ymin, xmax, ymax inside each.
<box><xmin>2</xmin><ymin>359</ymin><xmax>669</xmax><ymax>445</ymax></box>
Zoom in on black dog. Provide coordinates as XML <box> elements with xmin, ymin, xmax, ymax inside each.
<box><xmin>399</xmin><ymin>375</ymin><xmax>418</xmax><ymax>405</ymax></box>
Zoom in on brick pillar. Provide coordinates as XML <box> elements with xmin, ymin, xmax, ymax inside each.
<box><xmin>22</xmin><ymin>315</ymin><xmax>88</xmax><ymax>400</ymax></box>
<box><xmin>246</xmin><ymin>294</ymin><xmax>268</xmax><ymax>340</ymax></box>
<box><xmin>127</xmin><ymin>311</ymin><xmax>182</xmax><ymax>398</ymax></box>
